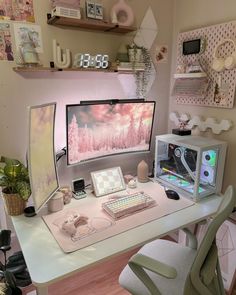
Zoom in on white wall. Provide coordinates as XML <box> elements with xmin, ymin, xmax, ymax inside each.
<box><xmin>170</xmin><ymin>0</ymin><xmax>236</xmax><ymax>191</ymax></box>
<box><xmin>0</xmin><ymin>0</ymin><xmax>174</xmax><ymax>188</ymax></box>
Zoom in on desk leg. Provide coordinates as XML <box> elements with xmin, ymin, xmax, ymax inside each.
<box><xmin>36</xmin><ymin>286</ymin><xmax>48</xmax><ymax>295</ymax></box>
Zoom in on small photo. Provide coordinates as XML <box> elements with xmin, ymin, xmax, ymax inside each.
<box><xmin>86</xmin><ymin>1</ymin><xmax>96</xmax><ymax>19</ymax></box>
<box><xmin>95</xmin><ymin>3</ymin><xmax>103</xmax><ymax>20</ymax></box>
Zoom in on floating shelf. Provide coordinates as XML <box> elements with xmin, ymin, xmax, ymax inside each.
<box><xmin>47</xmin><ymin>14</ymin><xmax>136</xmax><ymax>34</ymax></box>
<box><xmin>174</xmin><ymin>72</ymin><xmax>207</xmax><ymax>79</ymax></box>
<box><xmin>13</xmin><ymin>66</ymin><xmax>142</xmax><ymax>74</ymax></box>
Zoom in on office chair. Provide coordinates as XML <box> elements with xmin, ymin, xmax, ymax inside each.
<box><xmin>119</xmin><ymin>185</ymin><xmax>236</xmax><ymax>295</ymax></box>
<box><xmin>0</xmin><ymin>229</ymin><xmax>31</xmax><ymax>293</ymax></box>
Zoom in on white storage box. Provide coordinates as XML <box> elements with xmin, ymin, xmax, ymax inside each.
<box><xmin>154</xmin><ymin>134</ymin><xmax>227</xmax><ymax>201</ymax></box>
<box><xmin>51</xmin><ymin>6</ymin><xmax>81</xmax><ymax>19</ymax></box>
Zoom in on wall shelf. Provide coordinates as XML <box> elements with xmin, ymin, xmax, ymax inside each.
<box><xmin>13</xmin><ymin>66</ymin><xmax>142</xmax><ymax>74</ymax></box>
<box><xmin>174</xmin><ymin>72</ymin><xmax>207</xmax><ymax>79</ymax></box>
<box><xmin>47</xmin><ymin>14</ymin><xmax>136</xmax><ymax>34</ymax></box>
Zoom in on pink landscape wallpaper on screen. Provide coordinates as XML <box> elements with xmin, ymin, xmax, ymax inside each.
<box><xmin>67</xmin><ymin>102</ymin><xmax>155</xmax><ymax>165</ymax></box>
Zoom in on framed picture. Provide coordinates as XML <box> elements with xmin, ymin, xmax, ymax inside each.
<box><xmin>86</xmin><ymin>1</ymin><xmax>96</xmax><ymax>19</ymax></box>
<box><xmin>91</xmin><ymin>167</ymin><xmax>126</xmax><ymax>197</ymax></box>
<box><xmin>95</xmin><ymin>3</ymin><xmax>103</xmax><ymax>20</ymax></box>
<box><xmin>196</xmin><ymin>219</ymin><xmax>236</xmax><ymax>294</ymax></box>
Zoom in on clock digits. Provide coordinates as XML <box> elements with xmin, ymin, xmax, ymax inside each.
<box><xmin>95</xmin><ymin>54</ymin><xmax>102</xmax><ymax>68</ymax></box>
<box><xmin>81</xmin><ymin>53</ymin><xmax>91</xmax><ymax>68</ymax></box>
<box><xmin>102</xmin><ymin>55</ymin><xmax>109</xmax><ymax>69</ymax></box>
<box><xmin>95</xmin><ymin>54</ymin><xmax>109</xmax><ymax>69</ymax></box>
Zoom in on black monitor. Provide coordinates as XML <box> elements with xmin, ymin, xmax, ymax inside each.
<box><xmin>66</xmin><ymin>100</ymin><xmax>156</xmax><ymax>166</ymax></box>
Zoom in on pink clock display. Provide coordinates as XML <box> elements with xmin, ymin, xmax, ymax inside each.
<box><xmin>74</xmin><ymin>53</ymin><xmax>109</xmax><ymax>69</ymax></box>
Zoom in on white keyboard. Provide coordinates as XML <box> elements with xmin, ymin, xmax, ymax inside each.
<box><xmin>102</xmin><ymin>191</ymin><xmax>156</xmax><ymax>220</ymax></box>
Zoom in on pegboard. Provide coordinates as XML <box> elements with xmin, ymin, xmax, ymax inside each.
<box><xmin>175</xmin><ymin>21</ymin><xmax>236</xmax><ymax>108</ymax></box>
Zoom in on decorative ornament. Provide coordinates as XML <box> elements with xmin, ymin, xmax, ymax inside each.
<box><xmin>170</xmin><ymin>112</ymin><xmax>233</xmax><ymax>135</ymax></box>
<box><xmin>52</xmin><ymin>39</ymin><xmax>71</xmax><ymax>69</ymax></box>
<box><xmin>137</xmin><ymin>160</ymin><xmax>149</xmax><ymax>183</ymax></box>
<box><xmin>110</xmin><ymin>0</ymin><xmax>134</xmax><ymax>27</ymax></box>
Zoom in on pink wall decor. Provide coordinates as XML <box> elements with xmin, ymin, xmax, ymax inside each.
<box><xmin>175</xmin><ymin>21</ymin><xmax>236</xmax><ymax>108</ymax></box>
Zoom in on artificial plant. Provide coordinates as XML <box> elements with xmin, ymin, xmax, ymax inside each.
<box><xmin>0</xmin><ymin>157</ymin><xmax>31</xmax><ymax>200</ymax></box>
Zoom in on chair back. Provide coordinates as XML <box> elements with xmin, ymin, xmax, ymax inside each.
<box><xmin>188</xmin><ymin>186</ymin><xmax>236</xmax><ymax>294</ymax></box>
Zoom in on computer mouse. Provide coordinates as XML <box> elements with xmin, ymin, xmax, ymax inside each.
<box><xmin>165</xmin><ymin>189</ymin><xmax>180</xmax><ymax>200</ymax></box>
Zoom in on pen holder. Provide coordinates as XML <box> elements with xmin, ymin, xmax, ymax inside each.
<box><xmin>48</xmin><ymin>192</ymin><xmax>64</xmax><ymax>212</ymax></box>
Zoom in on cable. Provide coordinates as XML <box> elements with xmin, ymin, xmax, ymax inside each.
<box><xmin>174</xmin><ymin>147</ymin><xmax>196</xmax><ymax>181</ymax></box>
<box><xmin>56</xmin><ymin>147</ymin><xmax>66</xmax><ymax>162</ymax></box>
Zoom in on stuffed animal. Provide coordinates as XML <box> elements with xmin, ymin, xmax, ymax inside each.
<box><xmin>61</xmin><ymin>214</ymin><xmax>89</xmax><ymax>237</ymax></box>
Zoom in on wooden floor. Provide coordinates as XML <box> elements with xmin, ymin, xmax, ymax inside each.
<box><xmin>23</xmin><ymin>247</ymin><xmax>136</xmax><ymax>295</ymax></box>
<box><xmin>2</xmin><ymin>236</ymin><xmax>236</xmax><ymax>295</ymax></box>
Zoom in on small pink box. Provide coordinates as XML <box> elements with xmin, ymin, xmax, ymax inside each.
<box><xmin>124</xmin><ymin>174</ymin><xmax>134</xmax><ymax>184</ymax></box>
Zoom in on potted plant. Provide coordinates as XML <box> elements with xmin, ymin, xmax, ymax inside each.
<box><xmin>0</xmin><ymin>157</ymin><xmax>31</xmax><ymax>216</ymax></box>
<box><xmin>127</xmin><ymin>43</ymin><xmax>152</xmax><ymax>98</ymax></box>
<box><xmin>127</xmin><ymin>43</ymin><xmax>143</xmax><ymax>63</ymax></box>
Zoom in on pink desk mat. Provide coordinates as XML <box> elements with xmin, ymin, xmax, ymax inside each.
<box><xmin>42</xmin><ymin>182</ymin><xmax>194</xmax><ymax>253</ymax></box>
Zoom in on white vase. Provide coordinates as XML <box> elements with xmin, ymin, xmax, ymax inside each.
<box><xmin>110</xmin><ymin>0</ymin><xmax>134</xmax><ymax>27</ymax></box>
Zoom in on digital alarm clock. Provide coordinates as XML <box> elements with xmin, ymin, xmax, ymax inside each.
<box><xmin>73</xmin><ymin>53</ymin><xmax>109</xmax><ymax>69</ymax></box>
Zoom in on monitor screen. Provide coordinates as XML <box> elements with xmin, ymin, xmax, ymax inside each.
<box><xmin>28</xmin><ymin>102</ymin><xmax>59</xmax><ymax>212</ymax></box>
<box><xmin>66</xmin><ymin>101</ymin><xmax>156</xmax><ymax>166</ymax></box>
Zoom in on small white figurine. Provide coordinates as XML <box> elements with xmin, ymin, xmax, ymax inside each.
<box><xmin>128</xmin><ymin>179</ymin><xmax>137</xmax><ymax>189</ymax></box>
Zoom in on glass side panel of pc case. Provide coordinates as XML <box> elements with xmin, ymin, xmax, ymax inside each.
<box><xmin>155</xmin><ymin>135</ymin><xmax>227</xmax><ymax>201</ymax></box>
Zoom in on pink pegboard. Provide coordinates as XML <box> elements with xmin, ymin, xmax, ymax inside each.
<box><xmin>175</xmin><ymin>21</ymin><xmax>236</xmax><ymax>108</ymax></box>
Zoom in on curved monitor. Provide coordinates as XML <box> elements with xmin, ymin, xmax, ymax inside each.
<box><xmin>28</xmin><ymin>102</ymin><xmax>59</xmax><ymax>212</ymax></box>
<box><xmin>66</xmin><ymin>100</ymin><xmax>156</xmax><ymax>166</ymax></box>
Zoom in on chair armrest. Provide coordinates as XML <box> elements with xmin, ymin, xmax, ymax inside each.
<box><xmin>129</xmin><ymin>253</ymin><xmax>177</xmax><ymax>278</ymax></box>
<box><xmin>128</xmin><ymin>253</ymin><xmax>177</xmax><ymax>295</ymax></box>
<box><xmin>181</xmin><ymin>228</ymin><xmax>198</xmax><ymax>249</ymax></box>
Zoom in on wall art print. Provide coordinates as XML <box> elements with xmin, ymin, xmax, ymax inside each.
<box><xmin>0</xmin><ymin>22</ymin><xmax>13</xmax><ymax>61</ymax></box>
<box><xmin>0</xmin><ymin>0</ymin><xmax>34</xmax><ymax>22</ymax></box>
<box><xmin>14</xmin><ymin>23</ymin><xmax>43</xmax><ymax>54</ymax></box>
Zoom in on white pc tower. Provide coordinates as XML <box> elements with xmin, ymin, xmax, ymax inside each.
<box><xmin>154</xmin><ymin>134</ymin><xmax>227</xmax><ymax>202</ymax></box>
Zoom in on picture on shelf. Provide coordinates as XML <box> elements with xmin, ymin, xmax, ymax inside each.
<box><xmin>95</xmin><ymin>3</ymin><xmax>103</xmax><ymax>20</ymax></box>
<box><xmin>86</xmin><ymin>1</ymin><xmax>96</xmax><ymax>19</ymax></box>
<box><xmin>14</xmin><ymin>23</ymin><xmax>43</xmax><ymax>54</ymax></box>
<box><xmin>86</xmin><ymin>1</ymin><xmax>103</xmax><ymax>20</ymax></box>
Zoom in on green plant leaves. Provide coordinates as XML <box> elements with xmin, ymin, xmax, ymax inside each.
<box><xmin>4</xmin><ymin>164</ymin><xmax>21</xmax><ymax>179</ymax></box>
<box><xmin>16</xmin><ymin>181</ymin><xmax>31</xmax><ymax>200</ymax></box>
<box><xmin>0</xmin><ymin>156</ymin><xmax>31</xmax><ymax>200</ymax></box>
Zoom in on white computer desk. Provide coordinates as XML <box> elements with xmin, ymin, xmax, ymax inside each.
<box><xmin>11</xmin><ymin>181</ymin><xmax>222</xmax><ymax>295</ymax></box>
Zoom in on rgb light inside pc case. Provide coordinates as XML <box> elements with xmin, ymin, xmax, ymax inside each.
<box><xmin>66</xmin><ymin>101</ymin><xmax>156</xmax><ymax>166</ymax></box>
<box><xmin>155</xmin><ymin>135</ymin><xmax>227</xmax><ymax>201</ymax></box>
